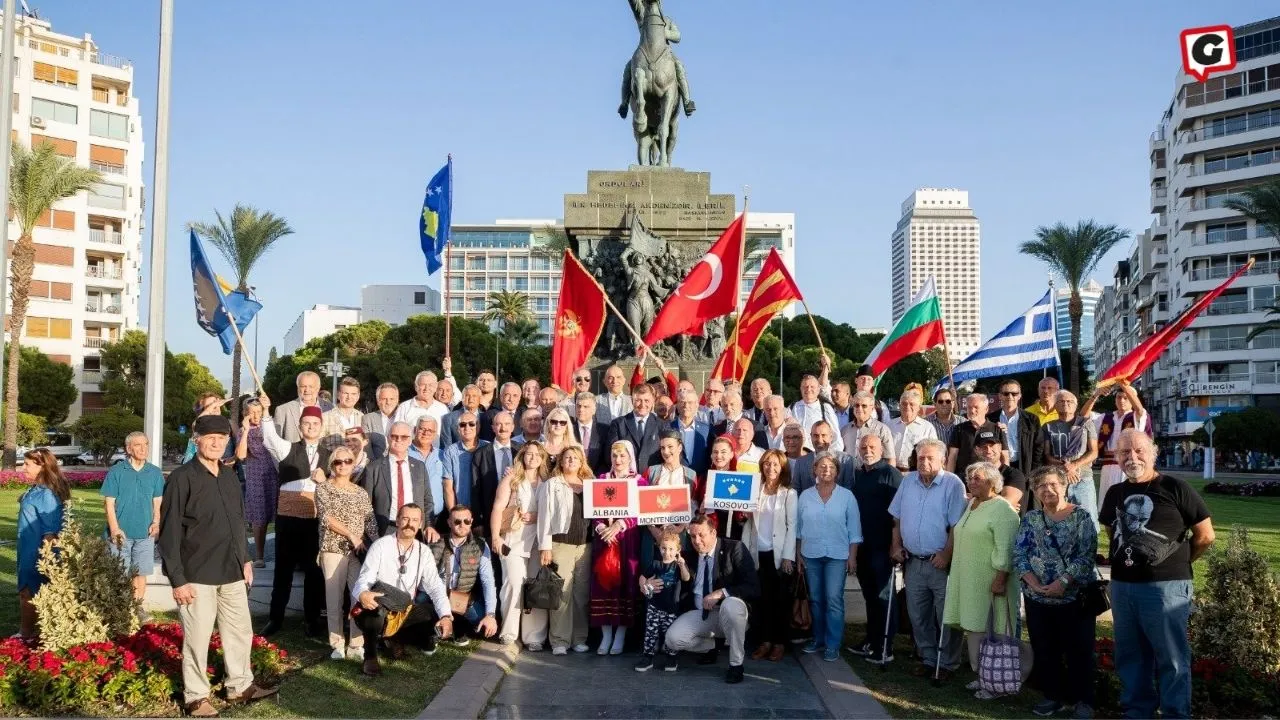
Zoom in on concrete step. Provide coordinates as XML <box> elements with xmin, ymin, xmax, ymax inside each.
<box><xmin>143</xmin><ymin>533</ymin><xmax>306</xmax><ymax>616</ymax></box>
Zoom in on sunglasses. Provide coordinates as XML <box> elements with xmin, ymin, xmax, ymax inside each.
<box><xmin>458</xmin><ymin>421</ymin><xmax>477</xmax><ymax>428</ymax></box>
<box><xmin>574</xmin><ymin>377</ymin><xmax>590</xmax><ymax>383</ymax></box>
<box><xmin>935</xmin><ymin>399</ymin><xmax>954</xmax><ymax>405</ymax></box>
<box><xmin>1000</xmin><ymin>391</ymin><xmax>1021</xmax><ymax>397</ymax></box>
<box><xmin>332</xmin><ymin>458</ymin><xmax>354</xmax><ymax>466</ymax></box>
<box><xmin>549</xmin><ymin>419</ymin><xmax>568</xmax><ymax>426</ymax></box>
<box><xmin>451</xmin><ymin>518</ymin><xmax>473</xmax><ymax>526</ymax></box>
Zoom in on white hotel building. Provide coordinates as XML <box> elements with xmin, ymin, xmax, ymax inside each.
<box><xmin>890</xmin><ymin>188</ymin><xmax>982</xmax><ymax>364</ymax></box>
<box><xmin>4</xmin><ymin>13</ymin><xmax>144</xmax><ymax>420</ymax></box>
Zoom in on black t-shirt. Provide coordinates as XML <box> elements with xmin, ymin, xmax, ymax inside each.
<box><xmin>851</xmin><ymin>460</ymin><xmax>902</xmax><ymax>550</ymax></box>
<box><xmin>1098</xmin><ymin>474</ymin><xmax>1210</xmax><ymax>583</ymax></box>
<box><xmin>948</xmin><ymin>421</ymin><xmax>1007</xmax><ymax>474</ymax></box>
<box><xmin>1000</xmin><ymin>465</ymin><xmax>1029</xmax><ymax>515</ymax></box>
<box><xmin>643</xmin><ymin>559</ymin><xmax>683</xmax><ymax>613</ymax></box>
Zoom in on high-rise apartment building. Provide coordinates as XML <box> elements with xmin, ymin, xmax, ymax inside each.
<box><xmin>890</xmin><ymin>188</ymin><xmax>981</xmax><ymax>363</ymax></box>
<box><xmin>5</xmin><ymin>13</ymin><xmax>145</xmax><ymax>420</ymax></box>
<box><xmin>1102</xmin><ymin>15</ymin><xmax>1280</xmax><ymax>441</ymax></box>
<box><xmin>1054</xmin><ymin>279</ymin><xmax>1104</xmax><ymax>375</ymax></box>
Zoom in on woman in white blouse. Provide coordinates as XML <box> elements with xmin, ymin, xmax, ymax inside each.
<box><xmin>643</xmin><ymin>430</ymin><xmax>699</xmax><ymax>551</ymax></box>
<box><xmin>745</xmin><ymin>449</ymin><xmax>798</xmax><ymax>662</ymax></box>
<box><xmin>490</xmin><ymin>441</ymin><xmax>548</xmax><ymax>648</ymax></box>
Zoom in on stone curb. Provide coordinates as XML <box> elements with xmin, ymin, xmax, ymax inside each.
<box><xmin>798</xmin><ymin>651</ymin><xmax>892</xmax><ymax>720</ymax></box>
<box><xmin>418</xmin><ymin>641</ymin><xmax>519</xmax><ymax>720</ymax></box>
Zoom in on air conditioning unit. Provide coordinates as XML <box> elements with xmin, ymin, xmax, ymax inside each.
<box><xmin>30</xmin><ymin>116</ymin><xmax>45</xmax><ymax>128</ymax></box>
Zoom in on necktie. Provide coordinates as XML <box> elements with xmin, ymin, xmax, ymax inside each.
<box><xmin>499</xmin><ymin>446</ymin><xmax>512</xmax><ymax>477</ymax></box>
<box><xmin>637</xmin><ymin>417</ymin><xmax>645</xmax><ymax>435</ymax></box>
<box><xmin>700</xmin><ymin>555</ymin><xmax>714</xmax><ymax>620</ymax></box>
<box><xmin>396</xmin><ymin>460</ymin><xmax>408</xmax><ymax>513</ymax></box>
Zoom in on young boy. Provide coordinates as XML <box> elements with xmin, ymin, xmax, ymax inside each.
<box><xmin>634</xmin><ymin>531</ymin><xmax>691</xmax><ymax>672</ymax></box>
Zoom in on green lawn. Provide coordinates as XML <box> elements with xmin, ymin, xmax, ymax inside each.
<box><xmin>1183</xmin><ymin>477</ymin><xmax>1280</xmax><ymax>575</ymax></box>
<box><xmin>0</xmin><ymin>488</ymin><xmax>468</xmax><ymax>718</ymax></box>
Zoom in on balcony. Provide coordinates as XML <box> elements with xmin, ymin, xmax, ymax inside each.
<box><xmin>84</xmin><ymin>337</ymin><xmax>109</xmax><ymax>349</ymax></box>
<box><xmin>85</xmin><ymin>265</ymin><xmax>122</xmax><ymax>281</ymax></box>
<box><xmin>90</xmin><ymin>161</ymin><xmax>125</xmax><ymax>176</ymax></box>
<box><xmin>1188</xmin><ymin>228</ymin><xmax>1274</xmax><ymax>247</ymax></box>
<box><xmin>1206</xmin><ymin>372</ymin><xmax>1251</xmax><ymax>383</ymax></box>
<box><xmin>1197</xmin><ymin>338</ymin><xmax>1248</xmax><ymax>352</ymax></box>
<box><xmin>88</xmin><ymin>52</ymin><xmax>131</xmax><ymax>70</ymax></box>
<box><xmin>1188</xmin><ymin>150</ymin><xmax>1280</xmax><ymax>178</ymax></box>
<box><xmin>1204</xmin><ymin>299</ymin><xmax>1252</xmax><ymax>316</ymax></box>
<box><xmin>84</xmin><ymin>301</ymin><xmax>121</xmax><ymax>315</ymax></box>
<box><xmin>81</xmin><ymin>369</ymin><xmax>102</xmax><ymax>384</ymax></box>
<box><xmin>87</xmin><ymin>228</ymin><xmax>123</xmax><ymax>246</ymax></box>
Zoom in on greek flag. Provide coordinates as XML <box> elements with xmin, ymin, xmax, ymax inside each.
<box><xmin>942</xmin><ymin>290</ymin><xmax>1059</xmax><ymax>389</ymax></box>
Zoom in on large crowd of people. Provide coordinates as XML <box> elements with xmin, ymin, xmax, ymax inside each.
<box><xmin>11</xmin><ymin>357</ymin><xmax>1218</xmax><ymax>719</ymax></box>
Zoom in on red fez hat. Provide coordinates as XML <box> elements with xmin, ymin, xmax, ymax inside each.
<box><xmin>300</xmin><ymin>405</ymin><xmax>324</xmax><ymax>421</ymax></box>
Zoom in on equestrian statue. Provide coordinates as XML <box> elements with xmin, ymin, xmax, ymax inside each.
<box><xmin>618</xmin><ymin>0</ymin><xmax>695</xmax><ymax>167</ymax></box>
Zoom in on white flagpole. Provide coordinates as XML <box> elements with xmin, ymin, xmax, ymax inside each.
<box><xmin>142</xmin><ymin>0</ymin><xmax>173</xmax><ymax>466</ymax></box>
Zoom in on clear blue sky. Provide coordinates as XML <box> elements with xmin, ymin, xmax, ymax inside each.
<box><xmin>38</xmin><ymin>0</ymin><xmax>1280</xmax><ymax>386</ymax></box>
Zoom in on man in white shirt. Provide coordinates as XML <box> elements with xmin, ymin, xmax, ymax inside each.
<box><xmin>733</xmin><ymin>417</ymin><xmax>765</xmax><ymax>472</ymax></box>
<box><xmin>761</xmin><ymin>395</ymin><xmax>790</xmax><ymax>451</ymax></box>
<box><xmin>395</xmin><ymin>368</ymin><xmax>455</xmax><ymax>430</ymax></box>
<box><xmin>323</xmin><ymin>377</ymin><xmax>365</xmax><ymax>451</ymax></box>
<box><xmin>887</xmin><ymin>389</ymin><xmax>937</xmax><ymax>473</ymax></box>
<box><xmin>789</xmin><ymin>369</ymin><xmax>844</xmax><ymax>452</ymax></box>
<box><xmin>596</xmin><ymin>364</ymin><xmax>633</xmax><ymax>424</ymax></box>
<box><xmin>746</xmin><ymin>378</ymin><xmax>772</xmax><ymax>425</ymax></box>
<box><xmin>700</xmin><ymin>378</ymin><xmax>726</xmax><ymax>426</ymax></box>
<box><xmin>352</xmin><ymin>504</ymin><xmax>453</xmax><ymax>676</ymax></box>
<box><xmin>841</xmin><ymin>391</ymin><xmax>897</xmax><ymax>469</ymax></box>
<box><xmin>363</xmin><ymin>382</ymin><xmax>400</xmax><ymax>460</ymax></box>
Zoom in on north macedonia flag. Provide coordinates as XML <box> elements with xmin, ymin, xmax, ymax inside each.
<box><xmin>711</xmin><ymin>248</ymin><xmax>803</xmax><ymax>382</ymax></box>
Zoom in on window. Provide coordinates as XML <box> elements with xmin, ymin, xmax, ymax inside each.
<box><xmin>447</xmin><ymin>277</ymin><xmax>463</xmax><ymax>292</ymax></box>
<box><xmin>531</xmin><ymin>297</ymin><xmax>551</xmax><ymax>312</ymax></box>
<box><xmin>1252</xmin><ymin>285</ymin><xmax>1278</xmax><ymax>310</ymax></box>
<box><xmin>1207</xmin><ymin>361</ymin><xmax>1250</xmax><ymax>382</ymax></box>
<box><xmin>30</xmin><ymin>133</ymin><xmax>75</xmax><ymax>157</ymax></box>
<box><xmin>467</xmin><ymin>298</ymin><xmax>484</xmax><ymax>312</ymax></box>
<box><xmin>92</xmin><ymin>85</ymin><xmax>109</xmax><ymax>103</ymax></box>
<box><xmin>531</xmin><ymin>277</ymin><xmax>550</xmax><ymax>292</ymax></box>
<box><xmin>83</xmin><ymin>356</ymin><xmax>101</xmax><ymax>371</ymax></box>
<box><xmin>1258</xmin><ymin>361</ymin><xmax>1280</xmax><ymax>385</ymax></box>
<box><xmin>89</xmin><ymin>144</ymin><xmax>126</xmax><ymax>174</ymax></box>
<box><xmin>448</xmin><ymin>255</ymin><xmax>464</xmax><ymax>271</ymax></box>
<box><xmin>1203</xmin><ymin>326</ymin><xmax>1248</xmax><ymax>351</ymax></box>
<box><xmin>89</xmin><ymin>110</ymin><xmax>129</xmax><ymax>140</ymax></box>
<box><xmin>88</xmin><ymin>183</ymin><xmax>125</xmax><ymax>210</ymax></box>
<box><xmin>466</xmin><ymin>277</ymin><xmax>486</xmax><ymax>292</ymax></box>
<box><xmin>1204</xmin><ymin>221</ymin><xmax>1248</xmax><ymax>244</ymax></box>
<box><xmin>490</xmin><ymin>277</ymin><xmax>508</xmax><ymax>291</ymax></box>
<box><xmin>32</xmin><ymin>62</ymin><xmax>77</xmax><ymax>88</ymax></box>
<box><xmin>31</xmin><ymin>97</ymin><xmax>76</xmax><ymax>124</ymax></box>
<box><xmin>490</xmin><ymin>256</ymin><xmax>507</xmax><ymax>271</ymax></box>
<box><xmin>35</xmin><ymin>208</ymin><xmax>75</xmax><ymax>230</ymax></box>
<box><xmin>531</xmin><ymin>256</ymin><xmax>551</xmax><ymax>271</ymax></box>
<box><xmin>24</xmin><ymin>315</ymin><xmax>71</xmax><ymax>339</ymax></box>
<box><xmin>512</xmin><ymin>277</ymin><xmax>528</xmax><ymax>291</ymax></box>
<box><xmin>413</xmin><ymin>291</ymin><xmax>426</xmax><ymax>305</ymax></box>
<box><xmin>448</xmin><ymin>297</ymin><xmax>463</xmax><ymax>312</ymax></box>
<box><xmin>509</xmin><ymin>256</ymin><xmax>529</xmax><ymax>272</ymax></box>
<box><xmin>466</xmin><ymin>255</ymin><xmax>486</xmax><ymax>270</ymax></box>
<box><xmin>1253</xmin><ymin>329</ymin><xmax>1280</xmax><ymax>349</ymax></box>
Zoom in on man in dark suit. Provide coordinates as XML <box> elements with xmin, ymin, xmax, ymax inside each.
<box><xmin>987</xmin><ymin>378</ymin><xmax>1043</xmax><ymax>476</ymax></box>
<box><xmin>608</xmin><ymin>384</ymin><xmax>662</xmax><ymax>469</ymax></box>
<box><xmin>670</xmin><ymin>390</ymin><xmax>710</xmax><ymax>475</ymax></box>
<box><xmin>361</xmin><ymin>382</ymin><xmax>400</xmax><ymax>461</ymax></box>
<box><xmin>484</xmin><ymin>383</ymin><xmax>523</xmax><ymax>442</ymax></box>
<box><xmin>571</xmin><ymin>392</ymin><xmax>610</xmax><ymax>476</ymax></box>
<box><xmin>359</xmin><ymin>421</ymin><xmax>438</xmax><ymax>541</ymax></box>
<box><xmin>661</xmin><ymin>515</ymin><xmax>760</xmax><ymax>682</ymax></box>
<box><xmin>469</xmin><ymin>411</ymin><xmax>518</xmax><ymax>539</ymax></box>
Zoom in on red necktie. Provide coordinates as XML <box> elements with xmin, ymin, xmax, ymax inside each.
<box><xmin>396</xmin><ymin>460</ymin><xmax>408</xmax><ymax>512</ymax></box>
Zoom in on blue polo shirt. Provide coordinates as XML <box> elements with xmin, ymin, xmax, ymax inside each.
<box><xmin>887</xmin><ymin>470</ymin><xmax>967</xmax><ymax>556</ymax></box>
<box><xmin>409</xmin><ymin>444</ymin><xmax>445</xmax><ymax>512</ymax></box>
<box><xmin>100</xmin><ymin>460</ymin><xmax>165</xmax><ymax>539</ymax></box>
<box><xmin>441</xmin><ymin>440</ymin><xmax>488</xmax><ymax>507</ymax></box>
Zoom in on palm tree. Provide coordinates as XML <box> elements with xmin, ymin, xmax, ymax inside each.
<box><xmin>190</xmin><ymin>205</ymin><xmax>294</xmax><ymax>409</ymax></box>
<box><xmin>501</xmin><ymin>318</ymin><xmax>542</xmax><ymax>347</ymax></box>
<box><xmin>483</xmin><ymin>290</ymin><xmax>534</xmax><ymax>377</ymax></box>
<box><xmin>1223</xmin><ymin>180</ymin><xmax>1280</xmax><ymax>340</ymax></box>
<box><xmin>4</xmin><ymin>142</ymin><xmax>100</xmax><ymax>467</ymax></box>
<box><xmin>1020</xmin><ymin>220</ymin><xmax>1130</xmax><ymax>394</ymax></box>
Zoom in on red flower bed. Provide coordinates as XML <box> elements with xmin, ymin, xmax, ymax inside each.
<box><xmin>0</xmin><ymin>622</ymin><xmax>288</xmax><ymax>716</ymax></box>
<box><xmin>0</xmin><ymin>470</ymin><xmax>106</xmax><ymax>489</ymax></box>
<box><xmin>1094</xmin><ymin>637</ymin><xmax>1280</xmax><ymax>717</ymax></box>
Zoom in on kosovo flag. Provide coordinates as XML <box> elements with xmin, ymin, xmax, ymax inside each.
<box><xmin>191</xmin><ymin>230</ymin><xmax>262</xmax><ymax>355</ymax></box>
<box><xmin>418</xmin><ymin>158</ymin><xmax>453</xmax><ymax>275</ymax></box>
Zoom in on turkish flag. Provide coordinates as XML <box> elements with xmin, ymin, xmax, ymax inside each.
<box><xmin>551</xmin><ymin>251</ymin><xmax>608</xmax><ymax>392</ymax></box>
<box><xmin>1097</xmin><ymin>258</ymin><xmax>1254</xmax><ymax>388</ymax></box>
<box><xmin>712</xmin><ymin>248</ymin><xmax>803</xmax><ymax>382</ymax></box>
<box><xmin>644</xmin><ymin>213</ymin><xmax>746</xmax><ymax>346</ymax></box>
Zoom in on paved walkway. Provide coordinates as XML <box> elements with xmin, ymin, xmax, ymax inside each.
<box><xmin>483</xmin><ymin>646</ymin><xmax>841</xmax><ymax>719</ymax></box>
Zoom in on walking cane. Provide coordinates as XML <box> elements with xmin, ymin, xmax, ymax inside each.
<box><xmin>880</xmin><ymin>563</ymin><xmax>899</xmax><ymax>673</ymax></box>
<box><xmin>931</xmin><ymin>616</ymin><xmax>946</xmax><ymax>687</ymax></box>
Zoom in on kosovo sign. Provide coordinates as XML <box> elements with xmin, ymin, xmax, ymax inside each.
<box><xmin>703</xmin><ymin>470</ymin><xmax>761</xmax><ymax>512</ymax></box>
<box><xmin>637</xmin><ymin>485</ymin><xmax>693</xmax><ymax>526</ymax></box>
<box><xmin>586</xmin><ymin>477</ymin><xmax>636</xmax><ymax>519</ymax></box>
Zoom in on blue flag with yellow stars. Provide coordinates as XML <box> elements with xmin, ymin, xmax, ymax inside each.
<box><xmin>419</xmin><ymin>157</ymin><xmax>453</xmax><ymax>275</ymax></box>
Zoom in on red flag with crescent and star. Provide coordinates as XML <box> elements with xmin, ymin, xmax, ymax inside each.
<box><xmin>643</xmin><ymin>213</ymin><xmax>746</xmax><ymax>346</ymax></box>
<box><xmin>551</xmin><ymin>251</ymin><xmax>608</xmax><ymax>392</ymax></box>
<box><xmin>711</xmin><ymin>248</ymin><xmax>803</xmax><ymax>382</ymax></box>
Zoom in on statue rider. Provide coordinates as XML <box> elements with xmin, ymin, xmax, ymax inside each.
<box><xmin>619</xmin><ymin>0</ymin><xmax>695</xmax><ymax>119</ymax></box>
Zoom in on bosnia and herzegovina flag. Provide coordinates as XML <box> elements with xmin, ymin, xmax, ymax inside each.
<box><xmin>190</xmin><ymin>230</ymin><xmax>262</xmax><ymax>355</ymax></box>
<box><xmin>419</xmin><ymin>157</ymin><xmax>453</xmax><ymax>275</ymax></box>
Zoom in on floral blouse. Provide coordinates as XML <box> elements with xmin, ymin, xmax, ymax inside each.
<box><xmin>315</xmin><ymin>481</ymin><xmax>378</xmax><ymax>555</ymax></box>
<box><xmin>1012</xmin><ymin>507</ymin><xmax>1098</xmax><ymax>605</ymax></box>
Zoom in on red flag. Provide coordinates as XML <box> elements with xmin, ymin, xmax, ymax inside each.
<box><xmin>551</xmin><ymin>251</ymin><xmax>608</xmax><ymax>392</ymax></box>
<box><xmin>663</xmin><ymin>370</ymin><xmax>679</xmax><ymax>402</ymax></box>
<box><xmin>643</xmin><ymin>213</ymin><xmax>746</xmax><ymax>345</ymax></box>
<box><xmin>711</xmin><ymin>248</ymin><xmax>803</xmax><ymax>382</ymax></box>
<box><xmin>630</xmin><ymin>357</ymin><xmax>646</xmax><ymax>391</ymax></box>
<box><xmin>1097</xmin><ymin>258</ymin><xmax>1254</xmax><ymax>388</ymax></box>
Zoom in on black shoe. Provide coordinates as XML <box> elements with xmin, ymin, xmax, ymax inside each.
<box><xmin>634</xmin><ymin>655</ymin><xmax>655</xmax><ymax>672</ymax></box>
<box><xmin>259</xmin><ymin>620</ymin><xmax>282</xmax><ymax>638</ymax></box>
<box><xmin>662</xmin><ymin>653</ymin><xmax>678</xmax><ymax>672</ymax></box>
<box><xmin>847</xmin><ymin>642</ymin><xmax>872</xmax><ymax>657</ymax></box>
<box><xmin>725</xmin><ymin>664</ymin><xmax>744</xmax><ymax>684</ymax></box>
<box><xmin>422</xmin><ymin>636</ymin><xmax>437</xmax><ymax>656</ymax></box>
<box><xmin>696</xmin><ymin>648</ymin><xmax>719</xmax><ymax>665</ymax></box>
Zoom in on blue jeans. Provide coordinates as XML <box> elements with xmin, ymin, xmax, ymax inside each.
<box><xmin>804</xmin><ymin>556</ymin><xmax>846</xmax><ymax>652</ymax></box>
<box><xmin>110</xmin><ymin>536</ymin><xmax>156</xmax><ymax>576</ymax></box>
<box><xmin>1111</xmin><ymin>580</ymin><xmax>1193</xmax><ymax>719</ymax></box>
<box><xmin>1067</xmin><ymin>471</ymin><xmax>1098</xmax><ymax>529</ymax></box>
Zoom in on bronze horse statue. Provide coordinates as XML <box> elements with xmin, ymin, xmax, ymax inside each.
<box><xmin>618</xmin><ymin>0</ymin><xmax>694</xmax><ymax>167</ymax></box>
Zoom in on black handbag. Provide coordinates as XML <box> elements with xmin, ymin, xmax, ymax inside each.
<box><xmin>1080</xmin><ymin>570</ymin><xmax>1111</xmax><ymax>617</ymax></box>
<box><xmin>522</xmin><ymin>563</ymin><xmax>565</xmax><ymax>612</ymax></box>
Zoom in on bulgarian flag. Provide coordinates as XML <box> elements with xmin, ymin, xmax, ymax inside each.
<box><xmin>864</xmin><ymin>277</ymin><xmax>946</xmax><ymax>377</ymax></box>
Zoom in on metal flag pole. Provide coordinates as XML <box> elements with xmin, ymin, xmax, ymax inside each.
<box><xmin>443</xmin><ymin>153</ymin><xmax>453</xmax><ymax>358</ymax></box>
<box><xmin>0</xmin><ymin>0</ymin><xmax>17</xmax><ymax>462</ymax></box>
<box><xmin>730</xmin><ymin>190</ymin><xmax>750</xmax><ymax>381</ymax></box>
<box><xmin>777</xmin><ymin>317</ymin><xmax>783</xmax><ymax>393</ymax></box>
<box><xmin>142</xmin><ymin>0</ymin><xmax>173</xmax><ymax>466</ymax></box>
<box><xmin>221</xmin><ymin>304</ymin><xmax>263</xmax><ymax>393</ymax></box>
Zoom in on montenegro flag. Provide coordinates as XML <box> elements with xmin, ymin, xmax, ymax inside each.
<box><xmin>711</xmin><ymin>248</ymin><xmax>802</xmax><ymax>382</ymax></box>
<box><xmin>552</xmin><ymin>251</ymin><xmax>608</xmax><ymax>392</ymax></box>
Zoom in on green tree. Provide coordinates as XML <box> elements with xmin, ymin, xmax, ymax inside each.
<box><xmin>1</xmin><ymin>404</ymin><xmax>49</xmax><ymax>448</ymax></box>
<box><xmin>1020</xmin><ymin>220</ymin><xmax>1129</xmax><ymax>394</ymax></box>
<box><xmin>971</xmin><ymin>350</ymin><xmax>1089</xmax><ymax>398</ymax></box>
<box><xmin>267</xmin><ymin>345</ymin><xmax>279</xmax><ymax>366</ymax></box>
<box><xmin>1191</xmin><ymin>527</ymin><xmax>1280</xmax><ymax>676</ymax></box>
<box><xmin>1191</xmin><ymin>407</ymin><xmax>1280</xmax><ymax>456</ymax></box>
<box><xmin>483</xmin><ymin>290</ymin><xmax>535</xmax><ymax>376</ymax></box>
<box><xmin>501</xmin><ymin>318</ymin><xmax>543</xmax><ymax>347</ymax></box>
<box><xmin>71</xmin><ymin>407</ymin><xmax>143</xmax><ymax>460</ymax></box>
<box><xmin>4</xmin><ymin>141</ymin><xmax>101</xmax><ymax>467</ymax></box>
<box><xmin>98</xmin><ymin>329</ymin><xmax>222</xmax><ymax>432</ymax></box>
<box><xmin>261</xmin><ymin>320</ymin><xmax>391</xmax><ymax>406</ymax></box>
<box><xmin>190</xmin><ymin>205</ymin><xmax>294</xmax><ymax>414</ymax></box>
<box><xmin>2</xmin><ymin>345</ymin><xmax>77</xmax><ymax>425</ymax></box>
<box><xmin>1223</xmin><ymin>180</ymin><xmax>1280</xmax><ymax>340</ymax></box>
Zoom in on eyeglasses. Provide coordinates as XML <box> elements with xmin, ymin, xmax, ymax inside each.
<box><xmin>1000</xmin><ymin>391</ymin><xmax>1021</xmax><ymax>397</ymax></box>
<box><xmin>332</xmin><ymin>458</ymin><xmax>354</xmax><ymax>466</ymax></box>
<box><xmin>549</xmin><ymin>419</ymin><xmax>568</xmax><ymax>426</ymax></box>
<box><xmin>451</xmin><ymin>518</ymin><xmax>473</xmax><ymax>526</ymax></box>
<box><xmin>416</xmin><ymin>428</ymin><xmax>433</xmax><ymax>434</ymax></box>
<box><xmin>458</xmin><ymin>421</ymin><xmax>477</xmax><ymax>428</ymax></box>
<box><xmin>389</xmin><ymin>434</ymin><xmax>411</xmax><ymax>440</ymax></box>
